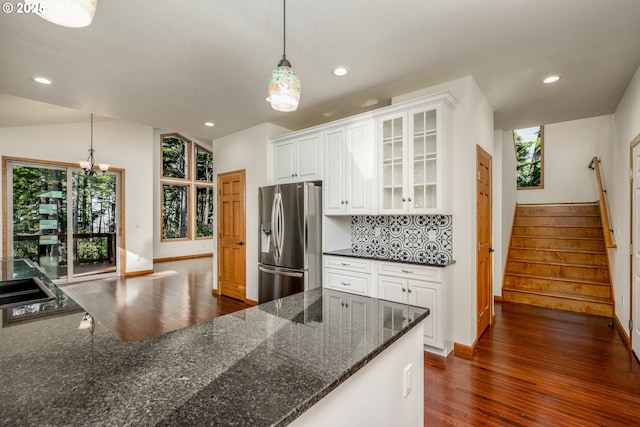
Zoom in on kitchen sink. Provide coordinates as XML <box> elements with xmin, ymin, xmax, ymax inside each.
<box><xmin>0</xmin><ymin>277</ymin><xmax>56</xmax><ymax>309</ymax></box>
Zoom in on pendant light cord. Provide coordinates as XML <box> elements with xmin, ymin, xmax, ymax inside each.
<box><xmin>283</xmin><ymin>0</ymin><xmax>287</xmax><ymax>59</ymax></box>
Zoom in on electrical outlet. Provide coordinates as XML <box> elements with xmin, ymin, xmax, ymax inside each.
<box><xmin>403</xmin><ymin>364</ymin><xmax>412</xmax><ymax>397</ymax></box>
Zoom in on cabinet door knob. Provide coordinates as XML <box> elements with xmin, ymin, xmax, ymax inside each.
<box><xmin>402</xmin><ymin>288</ymin><xmax>406</xmax><ymax>292</ymax></box>
<box><xmin>402</xmin><ymin>197</ymin><xmax>407</xmax><ymax>202</ymax></box>
<box><xmin>345</xmin><ymin>200</ymin><xmax>349</xmax><ymax>204</ymax></box>
<box><xmin>407</xmin><ymin>288</ymin><xmax>412</xmax><ymax>293</ymax></box>
<box><xmin>408</xmin><ymin>197</ymin><xmax>412</xmax><ymax>202</ymax></box>
<box><xmin>341</xmin><ymin>200</ymin><xmax>345</xmax><ymax>204</ymax></box>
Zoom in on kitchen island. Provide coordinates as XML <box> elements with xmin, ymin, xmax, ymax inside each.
<box><xmin>0</xmin><ymin>259</ymin><xmax>428</xmax><ymax>426</ymax></box>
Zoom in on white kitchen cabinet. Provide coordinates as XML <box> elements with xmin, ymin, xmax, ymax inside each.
<box><xmin>323</xmin><ymin>255</ymin><xmax>375</xmax><ymax>296</ymax></box>
<box><xmin>324</xmin><ymin>289</ymin><xmax>373</xmax><ymax>364</ymax></box>
<box><xmin>274</xmin><ymin>132</ymin><xmax>322</xmax><ymax>183</ymax></box>
<box><xmin>377</xmin><ymin>261</ymin><xmax>449</xmax><ymax>355</ymax></box>
<box><xmin>377</xmin><ymin>94</ymin><xmax>455</xmax><ymax>214</ymax></box>
<box><xmin>324</xmin><ymin>121</ymin><xmax>374</xmax><ymax>215</ymax></box>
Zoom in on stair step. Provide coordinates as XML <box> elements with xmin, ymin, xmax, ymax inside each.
<box><xmin>503</xmin><ymin>288</ymin><xmax>613</xmax><ymax>317</ymax></box>
<box><xmin>512</xmin><ymin>225</ymin><xmax>603</xmax><ymax>239</ymax></box>
<box><xmin>516</xmin><ymin>203</ymin><xmax>600</xmax><ymax>216</ymax></box>
<box><xmin>508</xmin><ymin>247</ymin><xmax>606</xmax><ymax>265</ymax></box>
<box><xmin>510</xmin><ymin>236</ymin><xmax>605</xmax><ymax>251</ymax></box>
<box><xmin>514</xmin><ymin>215</ymin><xmax>602</xmax><ymax>227</ymax></box>
<box><xmin>504</xmin><ymin>273</ymin><xmax>611</xmax><ymax>298</ymax></box>
<box><xmin>506</xmin><ymin>259</ymin><xmax>609</xmax><ymax>281</ymax></box>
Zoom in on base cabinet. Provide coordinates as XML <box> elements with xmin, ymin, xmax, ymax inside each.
<box><xmin>323</xmin><ymin>256</ymin><xmax>451</xmax><ymax>356</ymax></box>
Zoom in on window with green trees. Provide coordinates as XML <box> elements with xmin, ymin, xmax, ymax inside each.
<box><xmin>513</xmin><ymin>125</ymin><xmax>544</xmax><ymax>189</ymax></box>
<box><xmin>160</xmin><ymin>133</ymin><xmax>214</xmax><ymax>241</ymax></box>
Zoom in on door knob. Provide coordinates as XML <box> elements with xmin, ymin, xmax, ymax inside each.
<box><xmin>236</xmin><ymin>241</ymin><xmax>244</xmax><ymax>246</ymax></box>
<box><xmin>488</xmin><ymin>247</ymin><xmax>494</xmax><ymax>253</ymax></box>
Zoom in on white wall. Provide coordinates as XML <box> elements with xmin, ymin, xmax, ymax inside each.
<box><xmin>152</xmin><ymin>128</ymin><xmax>214</xmax><ymax>260</ymax></box>
<box><xmin>394</xmin><ymin>76</ymin><xmax>495</xmax><ymax>349</ymax></box>
<box><xmin>494</xmin><ymin>130</ymin><xmax>518</xmax><ymax>297</ymax></box>
<box><xmin>599</xmin><ymin>64</ymin><xmax>640</xmax><ymax>337</ymax></box>
<box><xmin>0</xmin><ymin>119</ymin><xmax>154</xmax><ymax>274</ymax></box>
<box><xmin>212</xmin><ymin>122</ymin><xmax>290</xmax><ymax>301</ymax></box>
<box><xmin>515</xmin><ymin>117</ymin><xmax>606</xmax><ymax>205</ymax></box>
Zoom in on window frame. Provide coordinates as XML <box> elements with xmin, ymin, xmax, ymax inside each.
<box><xmin>161</xmin><ymin>133</ymin><xmax>191</xmax><ymax>181</ymax></box>
<box><xmin>160</xmin><ymin>182</ymin><xmax>192</xmax><ymax>241</ymax></box>
<box><xmin>513</xmin><ymin>125</ymin><xmax>544</xmax><ymax>190</ymax></box>
<box><xmin>160</xmin><ymin>133</ymin><xmax>214</xmax><ymax>242</ymax></box>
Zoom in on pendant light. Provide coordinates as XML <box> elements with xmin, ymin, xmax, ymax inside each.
<box><xmin>79</xmin><ymin>114</ymin><xmax>109</xmax><ymax>176</ymax></box>
<box><xmin>268</xmin><ymin>0</ymin><xmax>301</xmax><ymax>112</ymax></box>
<box><xmin>36</xmin><ymin>0</ymin><xmax>97</xmax><ymax>28</ymax></box>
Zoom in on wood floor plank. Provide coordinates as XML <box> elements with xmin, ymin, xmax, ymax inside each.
<box><xmin>59</xmin><ymin>258</ymin><xmax>250</xmax><ymax>342</ymax></box>
<box><xmin>424</xmin><ymin>301</ymin><xmax>640</xmax><ymax>426</ymax></box>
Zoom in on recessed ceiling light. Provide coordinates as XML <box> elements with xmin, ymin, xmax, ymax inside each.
<box><xmin>542</xmin><ymin>75</ymin><xmax>561</xmax><ymax>84</ymax></box>
<box><xmin>332</xmin><ymin>66</ymin><xmax>350</xmax><ymax>77</ymax></box>
<box><xmin>204</xmin><ymin>122</ymin><xmax>215</xmax><ymax>127</ymax></box>
<box><xmin>32</xmin><ymin>76</ymin><xmax>53</xmax><ymax>85</ymax></box>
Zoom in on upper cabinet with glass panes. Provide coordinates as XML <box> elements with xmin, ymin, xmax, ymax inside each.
<box><xmin>377</xmin><ymin>93</ymin><xmax>457</xmax><ymax>214</ymax></box>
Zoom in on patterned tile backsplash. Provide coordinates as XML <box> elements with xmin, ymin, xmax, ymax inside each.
<box><xmin>351</xmin><ymin>215</ymin><xmax>453</xmax><ymax>264</ymax></box>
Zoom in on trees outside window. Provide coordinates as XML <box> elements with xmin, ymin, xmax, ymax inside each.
<box><xmin>513</xmin><ymin>125</ymin><xmax>544</xmax><ymax>189</ymax></box>
<box><xmin>160</xmin><ymin>133</ymin><xmax>213</xmax><ymax>241</ymax></box>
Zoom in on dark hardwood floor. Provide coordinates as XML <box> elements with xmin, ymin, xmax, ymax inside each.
<box><xmin>424</xmin><ymin>301</ymin><xmax>640</xmax><ymax>426</ymax></box>
<box><xmin>59</xmin><ymin>258</ymin><xmax>250</xmax><ymax>342</ymax></box>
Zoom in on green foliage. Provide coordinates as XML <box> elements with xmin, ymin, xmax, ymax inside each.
<box><xmin>162</xmin><ymin>136</ymin><xmax>188</xmax><ymax>179</ymax></box>
<box><xmin>12</xmin><ymin>165</ymin><xmax>117</xmax><ymax>270</ymax></box>
<box><xmin>514</xmin><ymin>127</ymin><xmax>542</xmax><ymax>188</ymax></box>
<box><xmin>162</xmin><ymin>184</ymin><xmax>189</xmax><ymax>239</ymax></box>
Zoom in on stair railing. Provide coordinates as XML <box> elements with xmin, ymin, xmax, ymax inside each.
<box><xmin>589</xmin><ymin>156</ymin><xmax>617</xmax><ymax>249</ymax></box>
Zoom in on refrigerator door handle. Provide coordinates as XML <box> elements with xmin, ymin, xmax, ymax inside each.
<box><xmin>259</xmin><ymin>266</ymin><xmax>304</xmax><ymax>278</ymax></box>
<box><xmin>271</xmin><ymin>192</ymin><xmax>280</xmax><ymax>257</ymax></box>
<box><xmin>276</xmin><ymin>191</ymin><xmax>285</xmax><ymax>255</ymax></box>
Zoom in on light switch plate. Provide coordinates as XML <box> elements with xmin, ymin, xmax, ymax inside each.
<box><xmin>403</xmin><ymin>364</ymin><xmax>412</xmax><ymax>397</ymax></box>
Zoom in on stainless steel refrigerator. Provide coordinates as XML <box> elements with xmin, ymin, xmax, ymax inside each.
<box><xmin>258</xmin><ymin>182</ymin><xmax>322</xmax><ymax>304</ymax></box>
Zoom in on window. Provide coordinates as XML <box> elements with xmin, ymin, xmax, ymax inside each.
<box><xmin>513</xmin><ymin>125</ymin><xmax>544</xmax><ymax>189</ymax></box>
<box><xmin>160</xmin><ymin>134</ymin><xmax>214</xmax><ymax>241</ymax></box>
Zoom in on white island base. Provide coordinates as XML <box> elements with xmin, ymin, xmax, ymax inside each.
<box><xmin>290</xmin><ymin>322</ymin><xmax>425</xmax><ymax>427</ymax></box>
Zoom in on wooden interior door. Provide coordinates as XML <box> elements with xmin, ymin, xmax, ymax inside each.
<box><xmin>217</xmin><ymin>170</ymin><xmax>246</xmax><ymax>301</ymax></box>
<box><xmin>476</xmin><ymin>145</ymin><xmax>493</xmax><ymax>337</ymax></box>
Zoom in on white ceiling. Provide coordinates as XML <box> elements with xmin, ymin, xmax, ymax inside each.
<box><xmin>1</xmin><ymin>0</ymin><xmax>640</xmax><ymax>141</ymax></box>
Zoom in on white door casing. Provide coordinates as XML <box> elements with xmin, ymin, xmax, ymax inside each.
<box><xmin>632</xmin><ymin>143</ymin><xmax>640</xmax><ymax>357</ymax></box>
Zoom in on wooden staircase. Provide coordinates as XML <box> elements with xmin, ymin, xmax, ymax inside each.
<box><xmin>503</xmin><ymin>202</ymin><xmax>613</xmax><ymax>317</ymax></box>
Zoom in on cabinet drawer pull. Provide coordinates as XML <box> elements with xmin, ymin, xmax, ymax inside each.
<box><xmin>341</xmin><ymin>282</ymin><xmax>351</xmax><ymax>286</ymax></box>
<box><xmin>341</xmin><ymin>262</ymin><xmax>351</xmax><ymax>266</ymax></box>
<box><xmin>401</xmin><ymin>269</ymin><xmax>414</xmax><ymax>274</ymax></box>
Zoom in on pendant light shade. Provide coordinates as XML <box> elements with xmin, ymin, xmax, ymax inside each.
<box><xmin>268</xmin><ymin>0</ymin><xmax>300</xmax><ymax>112</ymax></box>
<box><xmin>36</xmin><ymin>0</ymin><xmax>97</xmax><ymax>28</ymax></box>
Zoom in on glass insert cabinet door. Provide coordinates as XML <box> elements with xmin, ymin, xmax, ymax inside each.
<box><xmin>380</xmin><ymin>114</ymin><xmax>406</xmax><ymax>211</ymax></box>
<box><xmin>411</xmin><ymin>109</ymin><xmax>438</xmax><ymax>210</ymax></box>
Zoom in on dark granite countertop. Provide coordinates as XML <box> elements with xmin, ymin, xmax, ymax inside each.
<box><xmin>324</xmin><ymin>248</ymin><xmax>456</xmax><ymax>267</ymax></box>
<box><xmin>0</xmin><ymin>264</ymin><xmax>429</xmax><ymax>426</ymax></box>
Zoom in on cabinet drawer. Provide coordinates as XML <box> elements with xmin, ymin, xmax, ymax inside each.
<box><xmin>324</xmin><ymin>270</ymin><xmax>368</xmax><ymax>295</ymax></box>
<box><xmin>378</xmin><ymin>261</ymin><xmax>442</xmax><ymax>282</ymax></box>
<box><xmin>324</xmin><ymin>255</ymin><xmax>372</xmax><ymax>274</ymax></box>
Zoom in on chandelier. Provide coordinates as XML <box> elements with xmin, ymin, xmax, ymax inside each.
<box><xmin>79</xmin><ymin>113</ymin><xmax>109</xmax><ymax>176</ymax></box>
